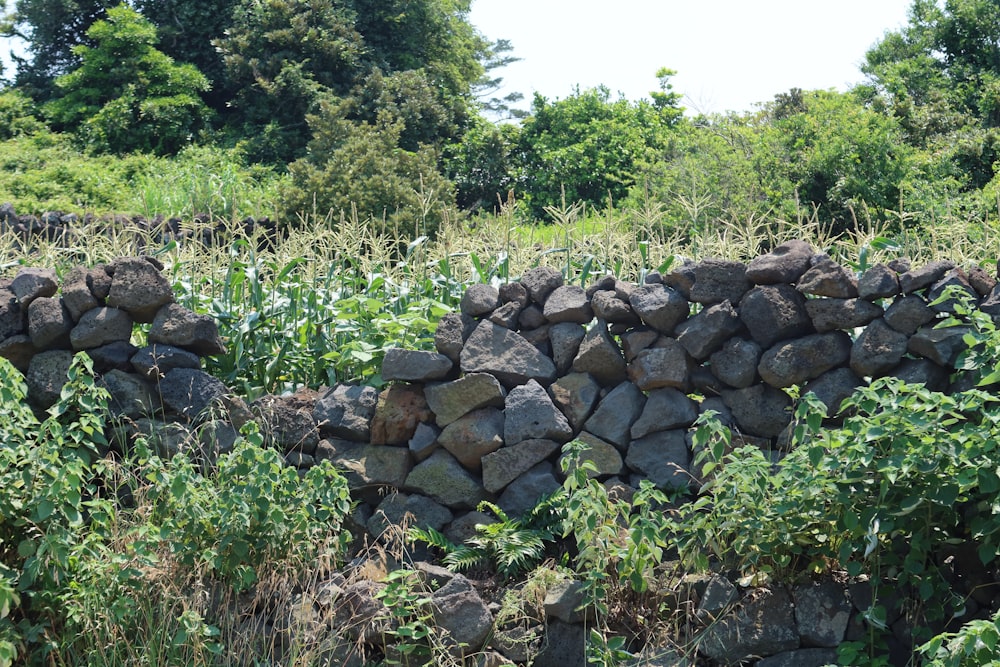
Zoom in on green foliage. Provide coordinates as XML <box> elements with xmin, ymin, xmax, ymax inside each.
<box><xmin>921</xmin><ymin>608</ymin><xmax>1000</xmax><ymax>666</ymax></box>
<box><xmin>45</xmin><ymin>5</ymin><xmax>211</xmax><ymax>155</ymax></box>
<box><xmin>0</xmin><ymin>89</ymin><xmax>45</xmax><ymax>140</ymax></box>
<box><xmin>144</xmin><ymin>423</ymin><xmax>353</xmax><ymax>591</ymax></box>
<box><xmin>444</xmin><ymin>115</ymin><xmax>520</xmax><ymax>212</ymax></box>
<box><xmin>374</xmin><ymin>569</ymin><xmax>436</xmax><ymax>663</ymax></box>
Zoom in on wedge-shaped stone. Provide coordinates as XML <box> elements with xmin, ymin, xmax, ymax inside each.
<box><xmin>424</xmin><ymin>373</ymin><xmax>505</xmax><ymax>426</ymax></box>
<box><xmin>481</xmin><ymin>438</ymin><xmax>560</xmax><ymax>493</ymax></box>
<box><xmin>504</xmin><ymin>380</ymin><xmax>573</xmax><ymax>445</ymax></box>
<box><xmin>438</xmin><ymin>407</ymin><xmax>504</xmax><ymax>471</ymax></box>
<box><xmin>460</xmin><ymin>320</ymin><xmax>556</xmax><ymax>387</ymax></box>
<box><xmin>572</xmin><ymin>321</ymin><xmax>626</xmax><ymax>386</ymax></box>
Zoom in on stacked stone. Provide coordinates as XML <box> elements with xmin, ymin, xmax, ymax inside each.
<box><xmin>311</xmin><ymin>239</ymin><xmax>1000</xmax><ymax>537</ymax></box>
<box><xmin>0</xmin><ymin>257</ymin><xmax>238</xmax><ymax>458</ymax></box>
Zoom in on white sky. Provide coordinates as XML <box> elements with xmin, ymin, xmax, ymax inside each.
<box><xmin>469</xmin><ymin>0</ymin><xmax>915</xmax><ymax>115</ymax></box>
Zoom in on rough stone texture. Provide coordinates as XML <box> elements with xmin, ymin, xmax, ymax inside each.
<box><xmin>482</xmin><ymin>439</ymin><xmax>560</xmax><ymax>494</ymax></box>
<box><xmin>101</xmin><ymin>369</ymin><xmax>160</xmax><ymax>419</ymax></box>
<box><xmin>927</xmin><ymin>267</ymin><xmax>978</xmax><ymax>313</ymax></box>
<box><xmin>756</xmin><ymin>649</ymin><xmax>840</xmax><ymax>667</ymax></box>
<box><xmin>504</xmin><ymin>380</ymin><xmax>573</xmax><ymax>445</ymax></box>
<box><xmin>518</xmin><ymin>304</ymin><xmax>547</xmax><ymax>330</ymax></box>
<box><xmin>461</xmin><ymin>320</ymin><xmax>557</xmax><ymax>387</ymax></box>
<box><xmin>381</xmin><ymin>348</ymin><xmax>453</xmax><ymax>382</ymax></box>
<box><xmin>628</xmin><ymin>284</ymin><xmax>689</xmax><ymax>334</ymax></box>
<box><xmin>625</xmin><ymin>429</ymin><xmax>691</xmax><ymax>490</ymax></box>
<box><xmin>438</xmin><ymin>407</ymin><xmax>505</xmax><ymax>471</ymax></box>
<box><xmin>590</xmin><ymin>290</ymin><xmax>639</xmax><ymax>325</ymax></box>
<box><xmin>689</xmin><ymin>258</ymin><xmax>750</xmax><ymax>304</ymax></box>
<box><xmin>367</xmin><ymin>492</ymin><xmax>453</xmax><ymax>538</ymax></box>
<box><xmin>664</xmin><ymin>259</ymin><xmax>697</xmax><ymax>299</ymax></box>
<box><xmin>1</xmin><ymin>335</ymin><xmax>35</xmax><ymax>373</ymax></box>
<box><xmin>899</xmin><ymin>259</ymin><xmax>955</xmax><ymax>294</ymax></box>
<box><xmin>424</xmin><ymin>373</ymin><xmax>506</xmax><ymax>427</ymax></box>
<box><xmin>532</xmin><ymin>620</ymin><xmax>585</xmax><ymax>667</ymax></box>
<box><xmin>908</xmin><ymin>324</ymin><xmax>970</xmax><ymax>367</ymax></box>
<box><xmin>252</xmin><ymin>394</ymin><xmax>319</xmax><ymax>454</ymax></box>
<box><xmin>697</xmin><ymin>576</ymin><xmax>739</xmax><ymax>617</ymax></box>
<box><xmin>631</xmin><ymin>388</ymin><xmax>698</xmax><ymax>439</ymax></box>
<box><xmin>369</xmin><ymin>383</ymin><xmax>432</xmax><ymax>446</ymax></box>
<box><xmin>430</xmin><ymin>574</ymin><xmax>494</xmax><ymax>655</ymax></box>
<box><xmin>488</xmin><ymin>300</ymin><xmax>521</xmax><ymax>328</ymax></box>
<box><xmin>621</xmin><ymin>327</ymin><xmax>659</xmax><ymax>361</ymax></box>
<box><xmin>106</xmin><ymin>257</ymin><xmax>174</xmax><ymax>323</ymax></box>
<box><xmin>25</xmin><ymin>349</ymin><xmax>74</xmax><ymax>409</ymax></box>
<box><xmin>499</xmin><ymin>281</ymin><xmax>529</xmax><ymax>307</ymax></box>
<box><xmin>697</xmin><ymin>587</ymin><xmax>799</xmax><ymax>664</ymax></box>
<box><xmin>70</xmin><ymin>306</ymin><xmax>132</xmax><ymax>350</ymax></box>
<box><xmin>721</xmin><ymin>384</ymin><xmax>792</xmax><ymax>438</ymax></box>
<box><xmin>548</xmin><ymin>322</ymin><xmax>586</xmax><ymax>375</ymax></box>
<box><xmin>61</xmin><ymin>266</ymin><xmax>100</xmax><ymax>322</ymax></box>
<box><xmin>404</xmin><ymin>449</ymin><xmax>489</xmax><ymax>510</ymax></box>
<box><xmin>793</xmin><ymin>580</ymin><xmax>851</xmax><ymax>648</ymax></box>
<box><xmin>460</xmin><ymin>283</ymin><xmax>500</xmax><ymax>317</ymax></box>
<box><xmin>883</xmin><ymin>294</ymin><xmax>937</xmax><ymax>338</ymax></box>
<box><xmin>548</xmin><ymin>372</ymin><xmax>601</xmax><ymax>433</ymax></box>
<box><xmin>559</xmin><ymin>431</ymin><xmax>623</xmax><ymax>478</ymax></box>
<box><xmin>890</xmin><ymin>357</ymin><xmax>950</xmax><ymax>391</ymax></box>
<box><xmin>314</xmin><ymin>384</ymin><xmax>379</xmax><ymax>441</ymax></box>
<box><xmin>520</xmin><ymin>266</ymin><xmax>564</xmax><ymax>304</ymax></box>
<box><xmin>571</xmin><ymin>322</ymin><xmax>626</xmax><ymax>386</ymax></box>
<box><xmin>148</xmin><ymin>303</ymin><xmax>226</xmax><ymax>356</ymax></box>
<box><xmin>434</xmin><ymin>312</ymin><xmax>474</xmax><ymax>364</ymax></box>
<box><xmin>11</xmin><ymin>267</ymin><xmax>58</xmax><ymax>308</ymax></box>
<box><xmin>28</xmin><ymin>297</ymin><xmax>72</xmax><ymax>349</ymax></box>
<box><xmin>757</xmin><ymin>331</ymin><xmax>853</xmax><ymax>388</ymax></box>
<box><xmin>675</xmin><ymin>299</ymin><xmax>742</xmax><ymax>359</ymax></box>
<box><xmin>709</xmin><ymin>337</ymin><xmax>761</xmax><ymax>388</ymax></box>
<box><xmin>130</xmin><ymin>344</ymin><xmax>200</xmax><ymax>379</ymax></box>
<box><xmin>797</xmin><ymin>254</ymin><xmax>859</xmax><ymax>298</ymax></box>
<box><xmin>858</xmin><ymin>264</ymin><xmax>901</xmax><ymax>300</ymax></box>
<box><xmin>803</xmin><ymin>367</ymin><xmax>862</xmax><ymax>418</ymax></box>
<box><xmin>805</xmin><ymin>298</ymin><xmax>883</xmax><ymax>333</ymax></box>
<box><xmin>583</xmin><ymin>381</ymin><xmax>646</xmax><ymax>449</ymax></box>
<box><xmin>739</xmin><ymin>284</ymin><xmax>813</xmax><ymax>348</ymax></box>
<box><xmin>543</xmin><ymin>285</ymin><xmax>593</xmax><ymax>324</ymax></box>
<box><xmin>745</xmin><ymin>240</ymin><xmax>814</xmax><ymax>284</ymax></box>
<box><xmin>158</xmin><ymin>368</ymin><xmax>231</xmax><ymax>422</ymax></box>
<box><xmin>968</xmin><ymin>264</ymin><xmax>997</xmax><ymax>296</ymax></box>
<box><xmin>87</xmin><ymin>340</ymin><xmax>139</xmax><ymax>373</ymax></box>
<box><xmin>543</xmin><ymin>579</ymin><xmax>590</xmax><ymax>624</ymax></box>
<box><xmin>628</xmin><ymin>339</ymin><xmax>693</xmax><ymax>391</ymax></box>
<box><xmin>0</xmin><ymin>289</ymin><xmax>23</xmax><ymax>340</ymax></box>
<box><xmin>332</xmin><ymin>444</ymin><xmax>413</xmax><ymax>490</ymax></box>
<box><xmin>850</xmin><ymin>318</ymin><xmax>909</xmax><ymax>377</ymax></box>
<box><xmin>408</xmin><ymin>421</ymin><xmax>439</xmax><ymax>461</ymax></box>
<box><xmin>497</xmin><ymin>462</ymin><xmax>560</xmax><ymax>517</ymax></box>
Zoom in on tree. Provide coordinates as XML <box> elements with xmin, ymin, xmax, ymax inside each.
<box><xmin>45</xmin><ymin>5</ymin><xmax>211</xmax><ymax>155</ymax></box>
<box><xmin>515</xmin><ymin>82</ymin><xmax>682</xmax><ymax>218</ymax></box>
<box><xmin>444</xmin><ymin>115</ymin><xmax>520</xmax><ymax>212</ymax></box>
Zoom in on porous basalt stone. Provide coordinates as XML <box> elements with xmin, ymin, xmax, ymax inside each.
<box><xmin>105</xmin><ymin>257</ymin><xmax>174</xmax><ymax>323</ymax></box>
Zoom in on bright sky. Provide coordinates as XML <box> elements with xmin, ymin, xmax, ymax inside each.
<box><xmin>469</xmin><ymin>0</ymin><xmax>916</xmax><ymax>115</ymax></box>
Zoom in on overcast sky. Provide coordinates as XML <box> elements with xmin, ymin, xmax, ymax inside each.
<box><xmin>469</xmin><ymin>0</ymin><xmax>915</xmax><ymax>115</ymax></box>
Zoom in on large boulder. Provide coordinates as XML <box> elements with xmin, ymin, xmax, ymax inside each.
<box><xmin>745</xmin><ymin>240</ymin><xmax>813</xmax><ymax>284</ymax></box>
<box><xmin>460</xmin><ymin>320</ymin><xmax>557</xmax><ymax>387</ymax></box>
<box><xmin>105</xmin><ymin>257</ymin><xmax>174</xmax><ymax>323</ymax></box>
<box><xmin>757</xmin><ymin>332</ymin><xmax>853</xmax><ymax>388</ymax></box>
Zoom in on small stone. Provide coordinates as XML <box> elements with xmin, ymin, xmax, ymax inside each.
<box><xmin>520</xmin><ymin>266</ymin><xmax>564</xmax><ymax>304</ymax></box>
<box><xmin>460</xmin><ymin>283</ymin><xmax>500</xmax><ymax>317</ymax></box>
<box><xmin>796</xmin><ymin>254</ymin><xmax>858</xmax><ymax>298</ymax></box>
<box><xmin>543</xmin><ymin>285</ymin><xmax>593</xmax><ymax>324</ymax></box>
<box><xmin>381</xmin><ymin>348</ymin><xmax>453</xmax><ymax>382</ymax></box>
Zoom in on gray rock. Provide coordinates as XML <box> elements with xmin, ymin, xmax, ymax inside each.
<box><xmin>331</xmin><ymin>580</ymin><xmax>390</xmax><ymax>643</ymax></box>
<box><xmin>690</xmin><ymin>258</ymin><xmax>750</xmax><ymax>304</ymax></box>
<box><xmin>445</xmin><ymin>510</ymin><xmax>497</xmax><ymax>546</ymax></box>
<box><xmin>625</xmin><ymin>429</ymin><xmax>691</xmax><ymax>491</ymax></box>
<box><xmin>802</xmin><ymin>367</ymin><xmax>862</xmax><ymax>418</ymax></box>
<box><xmin>519</xmin><ymin>324</ymin><xmax>552</xmax><ymax>355</ymax></box>
<box><xmin>70</xmin><ymin>306</ymin><xmax>133</xmax><ymax>350</ymax></box>
<box><xmin>252</xmin><ymin>394</ymin><xmax>319</xmax><ymax>455</ymax></box>
<box><xmin>488</xmin><ymin>300</ymin><xmax>522</xmax><ymax>328</ymax></box>
<box><xmin>130</xmin><ymin>343</ymin><xmax>200</xmax><ymax>379</ymax></box>
<box><xmin>697</xmin><ymin>576</ymin><xmax>738</xmax><ymax>617</ymax></box>
<box><xmin>11</xmin><ymin>267</ymin><xmax>58</xmax><ymax>308</ymax></box>
<box><xmin>408</xmin><ymin>421</ymin><xmax>440</xmax><ymax>461</ymax></box>
<box><xmin>136</xmin><ymin>418</ymin><xmax>194</xmax><ymax>459</ymax></box>
<box><xmin>157</xmin><ymin>367</ymin><xmax>230</xmax><ymax>421</ymax></box>
<box><xmin>805</xmin><ymin>298</ymin><xmax>883</xmax><ymax>333</ymax></box>
<box><xmin>590</xmin><ymin>290</ymin><xmax>639</xmax><ymax>325</ymax></box>
<box><xmin>709</xmin><ymin>337</ymin><xmax>761</xmax><ymax>388</ymax></box>
<box><xmin>367</xmin><ymin>492</ymin><xmax>453</xmax><ymax>538</ymax></box>
<box><xmin>504</xmin><ymin>380</ymin><xmax>573</xmax><ymax>445</ymax></box>
<box><xmin>543</xmin><ymin>285</ymin><xmax>593</xmax><ymax>323</ymax></box>
<box><xmin>86</xmin><ymin>340</ymin><xmax>138</xmax><ymax>373</ymax></box>
<box><xmin>927</xmin><ymin>267</ymin><xmax>978</xmax><ymax>313</ymax></box>
<box><xmin>27</xmin><ymin>297</ymin><xmax>72</xmax><ymax>349</ymax></box>
<box><xmin>631</xmin><ymin>388</ymin><xmax>698</xmax><ymax>439</ymax></box>
<box><xmin>0</xmin><ymin>335</ymin><xmax>36</xmax><ymax>372</ymax></box>
<box><xmin>738</xmin><ymin>284</ymin><xmax>813</xmax><ymax>348</ymax></box>
<box><xmin>101</xmin><ymin>368</ymin><xmax>160</xmax><ymax>419</ymax></box>
<box><xmin>381</xmin><ymin>348</ymin><xmax>453</xmax><ymax>382</ymax></box>
<box><xmin>757</xmin><ymin>331</ymin><xmax>853</xmax><ymax>388</ymax></box>
<box><xmin>61</xmin><ymin>266</ymin><xmax>100</xmax><ymax>322</ymax></box>
<box><xmin>621</xmin><ymin>327</ymin><xmax>659</xmax><ymax>361</ymax></box>
<box><xmin>405</xmin><ymin>449</ymin><xmax>489</xmax><ymax>510</ymax></box>
<box><xmin>675</xmin><ymin>300</ymin><xmax>742</xmax><ymax>359</ymax></box>
<box><xmin>87</xmin><ymin>265</ymin><xmax>112</xmax><ymax>300</ymax></box>
<box><xmin>369</xmin><ymin>383</ymin><xmax>432</xmax><ymax>445</ymax></box>
<box><xmin>438</xmin><ymin>407</ymin><xmax>505</xmax><ymax>471</ymax></box>
<box><xmin>968</xmin><ymin>264</ymin><xmax>997</xmax><ymax>296</ymax></box>
<box><xmin>628</xmin><ymin>284</ymin><xmax>689</xmax><ymax>334</ymax></box>
<box><xmin>548</xmin><ymin>372</ymin><xmax>601</xmax><ymax>433</ymax></box>
<box><xmin>697</xmin><ymin>587</ymin><xmax>799</xmax><ymax>663</ymax></box>
<box><xmin>699</xmin><ymin>396</ymin><xmax>735</xmax><ymax>427</ymax></box>
<box><xmin>908</xmin><ymin>324</ymin><xmax>970</xmax><ymax>367</ymax></box>
<box><xmin>793</xmin><ymin>580</ymin><xmax>851</xmax><ymax>647</ymax></box>
<box><xmin>332</xmin><ymin>444</ymin><xmax>413</xmax><ymax>490</ymax></box>
<box><xmin>858</xmin><ymin>263</ymin><xmax>901</xmax><ymax>300</ymax></box>
<box><xmin>424</xmin><ymin>373</ymin><xmax>506</xmax><ymax>427</ymax></box>
<box><xmin>460</xmin><ymin>283</ymin><xmax>500</xmax><ymax>317</ymax></box>
<box><xmin>518</xmin><ymin>303</ymin><xmax>547</xmax><ymax>329</ymax></box>
<box><xmin>106</xmin><ymin>257</ymin><xmax>175</xmax><ymax>323</ymax></box>
<box><xmin>745</xmin><ymin>239</ymin><xmax>814</xmax><ymax>284</ymax></box>
<box><xmin>627</xmin><ymin>339</ymin><xmax>693</xmax><ymax>391</ymax></box>
<box><xmin>461</xmin><ymin>320</ymin><xmax>557</xmax><ymax>387</ymax></box>
<box><xmin>543</xmin><ymin>579</ymin><xmax>590</xmax><ymax>624</ymax></box>
<box><xmin>532</xmin><ymin>620</ymin><xmax>585</xmax><ymax>667</ymax></box>
<box><xmin>884</xmin><ymin>294</ymin><xmax>936</xmax><ymax>334</ymax></box>
<box><xmin>796</xmin><ymin>254</ymin><xmax>858</xmax><ymax>298</ymax></box>
<box><xmin>0</xmin><ymin>288</ymin><xmax>23</xmax><ymax>340</ymax></box>
<box><xmin>25</xmin><ymin>349</ymin><xmax>74</xmax><ymax>409</ymax></box>
<box><xmin>583</xmin><ymin>381</ymin><xmax>646</xmax><ymax>449</ymax></box>
<box><xmin>664</xmin><ymin>259</ymin><xmax>697</xmax><ymax>299</ymax></box>
<box><xmin>889</xmin><ymin>357</ymin><xmax>950</xmax><ymax>391</ymax></box>
<box><xmin>520</xmin><ymin>266</ymin><xmax>564</xmax><ymax>304</ymax></box>
<box><xmin>721</xmin><ymin>384</ymin><xmax>792</xmax><ymax>438</ymax></box>
<box><xmin>571</xmin><ymin>321</ymin><xmax>627</xmax><ymax>386</ymax></box>
<box><xmin>559</xmin><ymin>431</ymin><xmax>623</xmax><ymax>478</ymax></box>
<box><xmin>756</xmin><ymin>648</ymin><xmax>840</xmax><ymax>667</ymax></box>
<box><xmin>850</xmin><ymin>318</ymin><xmax>908</xmax><ymax>377</ymax></box>
<box><xmin>434</xmin><ymin>312</ymin><xmax>475</xmax><ymax>364</ymax></box>
<box><xmin>313</xmin><ymin>384</ymin><xmax>379</xmax><ymax>441</ymax></box>
<box><xmin>497</xmin><ymin>461</ymin><xmax>560</xmax><ymax>516</ymax></box>
<box><xmin>499</xmin><ymin>281</ymin><xmax>529</xmax><ymax>307</ymax></box>
<box><xmin>148</xmin><ymin>303</ymin><xmax>226</xmax><ymax>356</ymax></box>
<box><xmin>899</xmin><ymin>259</ymin><xmax>955</xmax><ymax>294</ymax></box>
<box><xmin>482</xmin><ymin>438</ymin><xmax>560</xmax><ymax>493</ymax></box>
<box><xmin>549</xmin><ymin>322</ymin><xmax>586</xmax><ymax>375</ymax></box>
<box><xmin>431</xmin><ymin>574</ymin><xmax>494</xmax><ymax>655</ymax></box>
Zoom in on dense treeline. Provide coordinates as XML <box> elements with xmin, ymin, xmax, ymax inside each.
<box><xmin>0</xmin><ymin>0</ymin><xmax>999</xmax><ymax>237</ymax></box>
